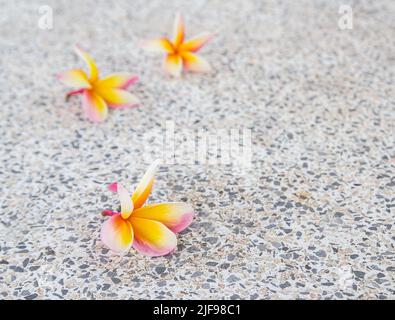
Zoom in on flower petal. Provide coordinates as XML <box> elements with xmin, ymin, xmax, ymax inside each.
<box><xmin>101</xmin><ymin>214</ymin><xmax>133</xmax><ymax>254</ymax></box>
<box><xmin>57</xmin><ymin>69</ymin><xmax>91</xmax><ymax>89</ymax></box>
<box><xmin>74</xmin><ymin>45</ymin><xmax>99</xmax><ymax>82</ymax></box>
<box><xmin>132</xmin><ymin>202</ymin><xmax>194</xmax><ymax>233</ymax></box>
<box><xmin>117</xmin><ymin>184</ymin><xmax>134</xmax><ymax>219</ymax></box>
<box><xmin>172</xmin><ymin>12</ymin><xmax>185</xmax><ymax>47</ymax></box>
<box><xmin>181</xmin><ymin>52</ymin><xmax>211</xmax><ymax>73</ymax></box>
<box><xmin>142</xmin><ymin>38</ymin><xmax>174</xmax><ymax>53</ymax></box>
<box><xmin>66</xmin><ymin>88</ymin><xmax>85</xmax><ymax>99</ymax></box>
<box><xmin>95</xmin><ymin>74</ymin><xmax>139</xmax><ymax>90</ymax></box>
<box><xmin>132</xmin><ymin>160</ymin><xmax>161</xmax><ymax>209</ymax></box>
<box><xmin>130</xmin><ymin>217</ymin><xmax>177</xmax><ymax>256</ymax></box>
<box><xmin>94</xmin><ymin>87</ymin><xmax>139</xmax><ymax>109</ymax></box>
<box><xmin>164</xmin><ymin>54</ymin><xmax>183</xmax><ymax>77</ymax></box>
<box><xmin>180</xmin><ymin>32</ymin><xmax>213</xmax><ymax>52</ymax></box>
<box><xmin>82</xmin><ymin>90</ymin><xmax>108</xmax><ymax>122</ymax></box>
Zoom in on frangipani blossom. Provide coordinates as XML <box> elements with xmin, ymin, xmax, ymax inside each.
<box><xmin>144</xmin><ymin>12</ymin><xmax>213</xmax><ymax>77</ymax></box>
<box><xmin>101</xmin><ymin>160</ymin><xmax>194</xmax><ymax>256</ymax></box>
<box><xmin>58</xmin><ymin>46</ymin><xmax>139</xmax><ymax>122</ymax></box>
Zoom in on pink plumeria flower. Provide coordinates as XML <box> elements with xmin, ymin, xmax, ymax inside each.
<box><xmin>58</xmin><ymin>45</ymin><xmax>139</xmax><ymax>122</ymax></box>
<box><xmin>144</xmin><ymin>12</ymin><xmax>214</xmax><ymax>77</ymax></box>
<box><xmin>101</xmin><ymin>160</ymin><xmax>194</xmax><ymax>256</ymax></box>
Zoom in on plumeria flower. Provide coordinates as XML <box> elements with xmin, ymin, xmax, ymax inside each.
<box><xmin>144</xmin><ymin>12</ymin><xmax>213</xmax><ymax>77</ymax></box>
<box><xmin>58</xmin><ymin>45</ymin><xmax>139</xmax><ymax>122</ymax></box>
<box><xmin>101</xmin><ymin>160</ymin><xmax>194</xmax><ymax>256</ymax></box>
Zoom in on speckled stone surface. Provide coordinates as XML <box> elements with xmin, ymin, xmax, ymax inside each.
<box><xmin>0</xmin><ymin>0</ymin><xmax>394</xmax><ymax>300</ymax></box>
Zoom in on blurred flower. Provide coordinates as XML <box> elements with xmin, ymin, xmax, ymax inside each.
<box><xmin>58</xmin><ymin>45</ymin><xmax>139</xmax><ymax>122</ymax></box>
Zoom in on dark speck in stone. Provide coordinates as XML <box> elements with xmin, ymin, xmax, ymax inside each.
<box><xmin>279</xmin><ymin>281</ymin><xmax>291</xmax><ymax>289</ymax></box>
<box><xmin>353</xmin><ymin>271</ymin><xmax>365</xmax><ymax>279</ymax></box>
<box><xmin>285</xmin><ymin>202</ymin><xmax>293</xmax><ymax>208</ymax></box>
<box><xmin>315</xmin><ymin>250</ymin><xmax>327</xmax><ymax>257</ymax></box>
<box><xmin>111</xmin><ymin>277</ymin><xmax>121</xmax><ymax>284</ymax></box>
<box><xmin>227</xmin><ymin>254</ymin><xmax>235</xmax><ymax>261</ymax></box>
<box><xmin>22</xmin><ymin>258</ymin><xmax>29</xmax><ymax>267</ymax></box>
<box><xmin>10</xmin><ymin>266</ymin><xmax>24</xmax><ymax>272</ymax></box>
<box><xmin>250</xmin><ymin>293</ymin><xmax>259</xmax><ymax>299</ymax></box>
<box><xmin>322</xmin><ymin>282</ymin><xmax>334</xmax><ymax>286</ymax></box>
<box><xmin>191</xmin><ymin>271</ymin><xmax>203</xmax><ymax>278</ymax></box>
<box><xmin>204</xmin><ymin>237</ymin><xmax>218</xmax><ymax>245</ymax></box>
<box><xmin>227</xmin><ymin>275</ymin><xmax>240</xmax><ymax>283</ymax></box>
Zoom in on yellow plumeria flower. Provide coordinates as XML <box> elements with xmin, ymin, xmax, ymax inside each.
<box><xmin>144</xmin><ymin>12</ymin><xmax>214</xmax><ymax>77</ymax></box>
<box><xmin>58</xmin><ymin>46</ymin><xmax>139</xmax><ymax>122</ymax></box>
<box><xmin>101</xmin><ymin>161</ymin><xmax>194</xmax><ymax>256</ymax></box>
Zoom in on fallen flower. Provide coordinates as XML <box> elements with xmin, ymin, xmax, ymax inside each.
<box><xmin>144</xmin><ymin>12</ymin><xmax>213</xmax><ymax>77</ymax></box>
<box><xmin>58</xmin><ymin>45</ymin><xmax>139</xmax><ymax>122</ymax></box>
<box><xmin>101</xmin><ymin>160</ymin><xmax>194</xmax><ymax>256</ymax></box>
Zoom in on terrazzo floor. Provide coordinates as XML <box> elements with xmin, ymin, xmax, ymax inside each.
<box><xmin>0</xmin><ymin>0</ymin><xmax>394</xmax><ymax>300</ymax></box>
